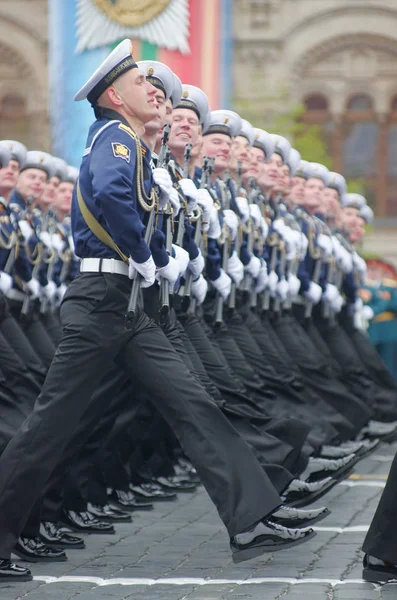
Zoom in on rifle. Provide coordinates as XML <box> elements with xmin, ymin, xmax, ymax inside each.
<box><xmin>182</xmin><ymin>156</ymin><xmax>210</xmax><ymax>311</ymax></box>
<box><xmin>175</xmin><ymin>143</ymin><xmax>192</xmax><ymax>247</ymax></box>
<box><xmin>227</xmin><ymin>161</ymin><xmax>243</xmax><ymax>313</ymax></box>
<box><xmin>215</xmin><ymin>175</ymin><xmax>231</xmax><ymax>325</ymax></box>
<box><xmin>125</xmin><ymin>124</ymin><xmax>170</xmax><ymax>327</ymax></box>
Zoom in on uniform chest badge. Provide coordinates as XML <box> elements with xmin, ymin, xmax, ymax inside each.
<box><xmin>112</xmin><ymin>142</ymin><xmax>131</xmax><ymax>163</ymax></box>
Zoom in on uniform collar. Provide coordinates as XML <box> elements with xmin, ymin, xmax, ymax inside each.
<box><xmin>9</xmin><ymin>189</ymin><xmax>28</xmax><ymax>210</ymax></box>
<box><xmin>93</xmin><ymin>106</ymin><xmax>131</xmax><ymax>128</ymax></box>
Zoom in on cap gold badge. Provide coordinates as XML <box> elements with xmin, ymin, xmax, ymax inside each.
<box><xmin>182</xmin><ymin>90</ymin><xmax>189</xmax><ymax>98</ymax></box>
<box><xmin>147</xmin><ymin>66</ymin><xmax>154</xmax><ymax>76</ymax></box>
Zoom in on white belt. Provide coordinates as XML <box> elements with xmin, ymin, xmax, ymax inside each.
<box><xmin>80</xmin><ymin>257</ymin><xmax>129</xmax><ymax>277</ymax></box>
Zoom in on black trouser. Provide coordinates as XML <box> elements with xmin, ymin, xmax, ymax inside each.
<box><xmin>363</xmin><ymin>452</ymin><xmax>397</xmax><ymax>562</ymax></box>
<box><xmin>0</xmin><ymin>273</ymin><xmax>280</xmax><ymax>557</ymax></box>
<box><xmin>274</xmin><ymin>309</ymin><xmax>372</xmax><ymax>432</ymax></box>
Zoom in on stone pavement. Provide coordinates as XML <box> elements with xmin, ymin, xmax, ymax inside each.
<box><xmin>1</xmin><ymin>443</ymin><xmax>397</xmax><ymax>600</ymax></box>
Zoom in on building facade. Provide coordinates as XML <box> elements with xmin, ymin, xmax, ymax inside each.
<box><xmin>0</xmin><ymin>0</ymin><xmax>49</xmax><ymax>151</ymax></box>
<box><xmin>233</xmin><ymin>0</ymin><xmax>397</xmax><ymax>226</ymax></box>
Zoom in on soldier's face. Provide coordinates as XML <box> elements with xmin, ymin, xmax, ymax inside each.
<box><xmin>230</xmin><ymin>136</ymin><xmax>251</xmax><ymax>173</ymax></box>
<box><xmin>342</xmin><ymin>207</ymin><xmax>360</xmax><ymax>231</ymax></box>
<box><xmin>258</xmin><ymin>153</ymin><xmax>282</xmax><ymax>189</ymax></box>
<box><xmin>114</xmin><ymin>69</ymin><xmax>158</xmax><ymax>123</ymax></box>
<box><xmin>323</xmin><ymin>188</ymin><xmax>340</xmax><ymax>215</ymax></box>
<box><xmin>17</xmin><ymin>168</ymin><xmax>48</xmax><ymax>201</ymax></box>
<box><xmin>275</xmin><ymin>164</ymin><xmax>291</xmax><ymax>195</ymax></box>
<box><xmin>289</xmin><ymin>176</ymin><xmax>306</xmax><ymax>205</ymax></box>
<box><xmin>144</xmin><ymin>89</ymin><xmax>167</xmax><ymax>135</ymax></box>
<box><xmin>303</xmin><ymin>178</ymin><xmax>324</xmax><ymax>213</ymax></box>
<box><xmin>41</xmin><ymin>176</ymin><xmax>61</xmax><ymax>207</ymax></box>
<box><xmin>246</xmin><ymin>147</ymin><xmax>265</xmax><ymax>179</ymax></box>
<box><xmin>0</xmin><ymin>159</ymin><xmax>20</xmax><ymax>193</ymax></box>
<box><xmin>349</xmin><ymin>216</ymin><xmax>366</xmax><ymax>244</ymax></box>
<box><xmin>200</xmin><ymin>133</ymin><xmax>232</xmax><ymax>173</ymax></box>
<box><xmin>54</xmin><ymin>181</ymin><xmax>74</xmax><ymax>215</ymax></box>
<box><xmin>168</xmin><ymin>108</ymin><xmax>200</xmax><ymax>154</ymax></box>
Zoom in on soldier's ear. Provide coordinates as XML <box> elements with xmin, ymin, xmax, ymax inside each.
<box><xmin>106</xmin><ymin>86</ymin><xmax>124</xmax><ymax>108</ymax></box>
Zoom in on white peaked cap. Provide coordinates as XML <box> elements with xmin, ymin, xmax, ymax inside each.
<box><xmin>253</xmin><ymin>129</ymin><xmax>275</xmax><ymax>162</ymax></box>
<box><xmin>327</xmin><ymin>172</ymin><xmax>347</xmax><ymax>198</ymax></box>
<box><xmin>138</xmin><ymin>60</ymin><xmax>175</xmax><ymax>101</ymax></box>
<box><xmin>310</xmin><ymin>163</ymin><xmax>329</xmax><ymax>186</ymax></box>
<box><xmin>175</xmin><ymin>84</ymin><xmax>210</xmax><ymax>125</ymax></box>
<box><xmin>270</xmin><ymin>134</ymin><xmax>291</xmax><ymax>164</ymax></box>
<box><xmin>21</xmin><ymin>151</ymin><xmax>55</xmax><ymax>179</ymax></box>
<box><xmin>74</xmin><ymin>39</ymin><xmax>138</xmax><ymax>104</ymax></box>
<box><xmin>342</xmin><ymin>193</ymin><xmax>367</xmax><ymax>209</ymax></box>
<box><xmin>286</xmin><ymin>149</ymin><xmax>301</xmax><ymax>177</ymax></box>
<box><xmin>203</xmin><ymin>110</ymin><xmax>242</xmax><ymax>138</ymax></box>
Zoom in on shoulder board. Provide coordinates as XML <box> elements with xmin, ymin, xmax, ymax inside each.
<box><xmin>118</xmin><ymin>123</ymin><xmax>137</xmax><ymax>140</ymax></box>
<box><xmin>9</xmin><ymin>202</ymin><xmax>22</xmax><ymax>214</ymax></box>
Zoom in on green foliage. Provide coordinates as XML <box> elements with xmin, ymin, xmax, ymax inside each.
<box><xmin>269</xmin><ymin>104</ymin><xmax>333</xmax><ymax>167</ymax></box>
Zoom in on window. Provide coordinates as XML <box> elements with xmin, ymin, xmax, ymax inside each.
<box><xmin>346</xmin><ymin>95</ymin><xmax>373</xmax><ymax>112</ymax></box>
<box><xmin>304</xmin><ymin>94</ymin><xmax>328</xmax><ymax>111</ymax></box>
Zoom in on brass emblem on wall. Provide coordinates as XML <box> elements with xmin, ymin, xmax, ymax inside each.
<box><xmin>94</xmin><ymin>0</ymin><xmax>171</xmax><ymax>28</ymax></box>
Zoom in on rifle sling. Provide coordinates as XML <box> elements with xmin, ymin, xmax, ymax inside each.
<box><xmin>76</xmin><ymin>180</ymin><xmax>128</xmax><ymax>264</ymax></box>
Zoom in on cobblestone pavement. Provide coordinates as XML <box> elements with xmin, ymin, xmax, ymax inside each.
<box><xmin>1</xmin><ymin>443</ymin><xmax>397</xmax><ymax>600</ymax></box>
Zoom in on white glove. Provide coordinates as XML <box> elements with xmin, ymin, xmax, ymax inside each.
<box><xmin>259</xmin><ymin>217</ymin><xmax>269</xmax><ymax>242</ymax></box>
<box><xmin>178</xmin><ymin>178</ymin><xmax>197</xmax><ymax>201</ymax></box>
<box><xmin>323</xmin><ymin>283</ymin><xmax>339</xmax><ymax>303</ymax></box>
<box><xmin>362</xmin><ymin>305</ymin><xmax>374</xmax><ymax>321</ymax></box>
<box><xmin>288</xmin><ymin>274</ymin><xmax>301</xmax><ymax>298</ymax></box>
<box><xmin>172</xmin><ymin>244</ymin><xmax>190</xmax><ymax>278</ymax></box>
<box><xmin>0</xmin><ymin>272</ymin><xmax>12</xmax><ymax>294</ymax></box>
<box><xmin>285</xmin><ymin>236</ymin><xmax>297</xmax><ymax>261</ymax></box>
<box><xmin>304</xmin><ymin>282</ymin><xmax>322</xmax><ymax>304</ymax></box>
<box><xmin>39</xmin><ymin>231</ymin><xmax>52</xmax><ymax>249</ymax></box>
<box><xmin>317</xmin><ymin>233</ymin><xmax>333</xmax><ymax>258</ymax></box>
<box><xmin>188</xmin><ymin>251</ymin><xmax>205</xmax><ymax>278</ymax></box>
<box><xmin>196</xmin><ymin>189</ymin><xmax>213</xmax><ymax>224</ymax></box>
<box><xmin>129</xmin><ymin>255</ymin><xmax>156</xmax><ymax>288</ymax></box>
<box><xmin>43</xmin><ymin>280</ymin><xmax>57</xmax><ymax>301</ymax></box>
<box><xmin>267</xmin><ymin>270</ymin><xmax>279</xmax><ymax>295</ymax></box>
<box><xmin>51</xmin><ymin>233</ymin><xmax>65</xmax><ymax>253</ymax></box>
<box><xmin>155</xmin><ymin>256</ymin><xmax>180</xmax><ymax>291</ymax></box>
<box><xmin>272</xmin><ymin>218</ymin><xmax>286</xmax><ymax>236</ymax></box>
<box><xmin>57</xmin><ymin>283</ymin><xmax>68</xmax><ymax>303</ymax></box>
<box><xmin>299</xmin><ymin>233</ymin><xmax>308</xmax><ymax>260</ymax></box>
<box><xmin>222</xmin><ymin>209</ymin><xmax>239</xmax><ymax>241</ymax></box>
<box><xmin>212</xmin><ymin>269</ymin><xmax>232</xmax><ymax>300</ymax></box>
<box><xmin>235</xmin><ymin>197</ymin><xmax>250</xmax><ymax>223</ymax></box>
<box><xmin>352</xmin><ymin>252</ymin><xmax>367</xmax><ymax>276</ymax></box>
<box><xmin>68</xmin><ymin>235</ymin><xmax>76</xmax><ymax>255</ymax></box>
<box><xmin>332</xmin><ymin>294</ymin><xmax>344</xmax><ymax>313</ymax></box>
<box><xmin>153</xmin><ymin>167</ymin><xmax>173</xmax><ymax>209</ymax></box>
<box><xmin>276</xmin><ymin>278</ymin><xmax>289</xmax><ymax>301</ymax></box>
<box><xmin>249</xmin><ymin>204</ymin><xmax>262</xmax><ymax>228</ymax></box>
<box><xmin>227</xmin><ymin>251</ymin><xmax>244</xmax><ymax>285</ymax></box>
<box><xmin>255</xmin><ymin>262</ymin><xmax>268</xmax><ymax>293</ymax></box>
<box><xmin>334</xmin><ymin>243</ymin><xmax>353</xmax><ymax>273</ymax></box>
<box><xmin>19</xmin><ymin>220</ymin><xmax>34</xmax><ymax>242</ymax></box>
<box><xmin>25</xmin><ymin>277</ymin><xmax>40</xmax><ymax>299</ymax></box>
<box><xmin>178</xmin><ymin>178</ymin><xmax>198</xmax><ymax>209</ymax></box>
<box><xmin>191</xmin><ymin>274</ymin><xmax>208</xmax><ymax>305</ymax></box>
<box><xmin>168</xmin><ymin>187</ymin><xmax>181</xmax><ymax>217</ymax></box>
<box><xmin>244</xmin><ymin>255</ymin><xmax>261</xmax><ymax>279</ymax></box>
<box><xmin>354</xmin><ymin>297</ymin><xmax>364</xmax><ymax>313</ymax></box>
<box><xmin>207</xmin><ymin>206</ymin><xmax>221</xmax><ymax>239</ymax></box>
